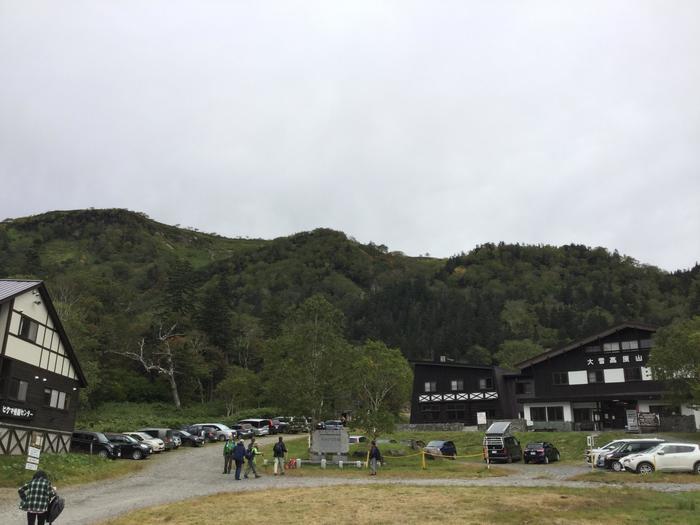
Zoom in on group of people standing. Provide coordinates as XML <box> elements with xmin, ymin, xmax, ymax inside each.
<box><xmin>223</xmin><ymin>435</ymin><xmax>287</xmax><ymax>479</ymax></box>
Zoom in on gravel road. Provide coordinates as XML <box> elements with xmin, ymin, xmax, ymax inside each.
<box><xmin>2</xmin><ymin>438</ymin><xmax>700</xmax><ymax>524</ymax></box>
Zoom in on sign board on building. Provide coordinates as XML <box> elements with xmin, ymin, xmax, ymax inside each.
<box><xmin>0</xmin><ymin>403</ymin><xmax>35</xmax><ymax>420</ymax></box>
<box><xmin>476</xmin><ymin>412</ymin><xmax>487</xmax><ymax>425</ymax></box>
<box><xmin>310</xmin><ymin>429</ymin><xmax>349</xmax><ymax>455</ymax></box>
<box><xmin>25</xmin><ymin>432</ymin><xmax>43</xmax><ymax>471</ymax></box>
<box><xmin>626</xmin><ymin>410</ymin><xmax>639</xmax><ymax>432</ymax></box>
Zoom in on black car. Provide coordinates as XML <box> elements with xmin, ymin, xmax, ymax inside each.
<box><xmin>185</xmin><ymin>425</ymin><xmax>218</xmax><ymax>442</ymax></box>
<box><xmin>172</xmin><ymin>429</ymin><xmax>205</xmax><ymax>447</ymax></box>
<box><xmin>600</xmin><ymin>439</ymin><xmax>665</xmax><ymax>472</ymax></box>
<box><xmin>484</xmin><ymin>435</ymin><xmax>522</xmax><ymax>463</ymax></box>
<box><xmin>71</xmin><ymin>431</ymin><xmax>121</xmax><ymax>459</ymax></box>
<box><xmin>105</xmin><ymin>433</ymin><xmax>151</xmax><ymax>460</ymax></box>
<box><xmin>230</xmin><ymin>423</ymin><xmax>255</xmax><ymax>439</ymax></box>
<box><xmin>424</xmin><ymin>440</ymin><xmax>457</xmax><ymax>459</ymax></box>
<box><xmin>524</xmin><ymin>442</ymin><xmax>560</xmax><ymax>464</ymax></box>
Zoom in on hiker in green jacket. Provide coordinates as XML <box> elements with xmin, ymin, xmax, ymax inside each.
<box><xmin>244</xmin><ymin>438</ymin><xmax>262</xmax><ymax>479</ymax></box>
<box><xmin>223</xmin><ymin>436</ymin><xmax>235</xmax><ymax>474</ymax></box>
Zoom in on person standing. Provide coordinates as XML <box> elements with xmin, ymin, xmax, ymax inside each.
<box><xmin>244</xmin><ymin>438</ymin><xmax>262</xmax><ymax>479</ymax></box>
<box><xmin>368</xmin><ymin>441</ymin><xmax>382</xmax><ymax>476</ymax></box>
<box><xmin>233</xmin><ymin>439</ymin><xmax>247</xmax><ymax>480</ymax></box>
<box><xmin>223</xmin><ymin>436</ymin><xmax>235</xmax><ymax>474</ymax></box>
<box><xmin>273</xmin><ymin>436</ymin><xmax>287</xmax><ymax>476</ymax></box>
<box><xmin>18</xmin><ymin>470</ymin><xmax>56</xmax><ymax>525</ymax></box>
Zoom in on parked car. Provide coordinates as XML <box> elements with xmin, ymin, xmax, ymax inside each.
<box><xmin>349</xmin><ymin>435</ymin><xmax>368</xmax><ymax>444</ymax></box>
<box><xmin>185</xmin><ymin>425</ymin><xmax>218</xmax><ymax>442</ymax></box>
<box><xmin>273</xmin><ymin>417</ymin><xmax>291</xmax><ymax>433</ymax></box>
<box><xmin>238</xmin><ymin>419</ymin><xmax>270</xmax><ymax>436</ymax></box>
<box><xmin>71</xmin><ymin>431</ymin><xmax>120</xmax><ymax>459</ymax></box>
<box><xmin>483</xmin><ymin>434</ymin><xmax>522</xmax><ymax>463</ymax></box>
<box><xmin>105</xmin><ymin>433</ymin><xmax>151</xmax><ymax>460</ymax></box>
<box><xmin>172</xmin><ymin>429</ymin><xmax>204</xmax><ymax>447</ymax></box>
<box><xmin>524</xmin><ymin>442</ymin><xmax>560</xmax><ymax>464</ymax></box>
<box><xmin>138</xmin><ymin>428</ymin><xmax>176</xmax><ymax>450</ymax></box>
<box><xmin>622</xmin><ymin>442</ymin><xmax>700</xmax><ymax>474</ymax></box>
<box><xmin>286</xmin><ymin>417</ymin><xmax>310</xmax><ymax>434</ymax></box>
<box><xmin>585</xmin><ymin>439</ymin><xmax>628</xmax><ymax>464</ymax></box>
<box><xmin>323</xmin><ymin>420</ymin><xmax>344</xmax><ymax>430</ymax></box>
<box><xmin>424</xmin><ymin>440</ymin><xmax>457</xmax><ymax>459</ymax></box>
<box><xmin>125</xmin><ymin>432</ymin><xmax>165</xmax><ymax>453</ymax></box>
<box><xmin>230</xmin><ymin>423</ymin><xmax>255</xmax><ymax>439</ymax></box>
<box><xmin>195</xmin><ymin>423</ymin><xmax>236</xmax><ymax>441</ymax></box>
<box><xmin>598</xmin><ymin>439</ymin><xmax>665</xmax><ymax>471</ymax></box>
<box><xmin>171</xmin><ymin>433</ymin><xmax>182</xmax><ymax>448</ymax></box>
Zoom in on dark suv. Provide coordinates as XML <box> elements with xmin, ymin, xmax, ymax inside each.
<box><xmin>484</xmin><ymin>435</ymin><xmax>522</xmax><ymax>463</ymax></box>
<box><xmin>71</xmin><ymin>431</ymin><xmax>120</xmax><ymax>459</ymax></box>
<box><xmin>105</xmin><ymin>433</ymin><xmax>152</xmax><ymax>460</ymax></box>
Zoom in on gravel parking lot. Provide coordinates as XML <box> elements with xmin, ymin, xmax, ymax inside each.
<box><xmin>2</xmin><ymin>437</ymin><xmax>700</xmax><ymax>524</ymax></box>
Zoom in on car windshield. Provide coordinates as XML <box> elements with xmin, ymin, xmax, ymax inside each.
<box><xmin>218</xmin><ymin>425</ymin><xmax>233</xmax><ymax>431</ymax></box>
<box><xmin>526</xmin><ymin>443</ymin><xmax>545</xmax><ymax>449</ymax></box>
<box><xmin>644</xmin><ymin>444</ymin><xmax>664</xmax><ymax>454</ymax></box>
<box><xmin>179</xmin><ymin>430</ymin><xmax>192</xmax><ymax>437</ymax></box>
<box><xmin>426</xmin><ymin>441</ymin><xmax>445</xmax><ymax>447</ymax></box>
<box><xmin>600</xmin><ymin>441</ymin><xmax>623</xmax><ymax>451</ymax></box>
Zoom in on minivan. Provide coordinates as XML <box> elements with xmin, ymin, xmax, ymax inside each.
<box><xmin>238</xmin><ymin>419</ymin><xmax>270</xmax><ymax>436</ymax></box>
<box><xmin>138</xmin><ymin>428</ymin><xmax>176</xmax><ymax>450</ymax></box>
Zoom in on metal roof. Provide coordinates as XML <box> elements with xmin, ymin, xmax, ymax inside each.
<box><xmin>0</xmin><ymin>279</ymin><xmax>42</xmax><ymax>303</ymax></box>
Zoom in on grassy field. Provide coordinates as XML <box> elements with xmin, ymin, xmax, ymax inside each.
<box><xmin>0</xmin><ymin>453</ymin><xmax>144</xmax><ymax>488</ymax></box>
<box><xmin>569</xmin><ymin>470</ymin><xmax>700</xmax><ymax>484</ymax></box>
<box><xmin>101</xmin><ymin>485</ymin><xmax>700</xmax><ymax>525</ymax></box>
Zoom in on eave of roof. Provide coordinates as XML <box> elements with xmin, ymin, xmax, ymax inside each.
<box><xmin>0</xmin><ymin>279</ymin><xmax>42</xmax><ymax>303</ymax></box>
<box><xmin>515</xmin><ymin>322</ymin><xmax>659</xmax><ymax>370</ymax></box>
<box><xmin>410</xmin><ymin>360</ymin><xmax>494</xmax><ymax>370</ymax></box>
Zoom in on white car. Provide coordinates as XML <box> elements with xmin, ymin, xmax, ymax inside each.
<box><xmin>194</xmin><ymin>423</ymin><xmax>236</xmax><ymax>441</ymax></box>
<box><xmin>126</xmin><ymin>432</ymin><xmax>165</xmax><ymax>452</ymax></box>
<box><xmin>622</xmin><ymin>442</ymin><xmax>700</xmax><ymax>474</ymax></box>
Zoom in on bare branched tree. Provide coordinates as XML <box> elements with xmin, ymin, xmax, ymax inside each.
<box><xmin>119</xmin><ymin>323</ymin><xmax>183</xmax><ymax>408</ymax></box>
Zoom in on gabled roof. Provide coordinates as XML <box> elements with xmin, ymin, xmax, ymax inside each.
<box><xmin>0</xmin><ymin>279</ymin><xmax>42</xmax><ymax>303</ymax></box>
<box><xmin>515</xmin><ymin>322</ymin><xmax>658</xmax><ymax>370</ymax></box>
<box><xmin>0</xmin><ymin>279</ymin><xmax>88</xmax><ymax>387</ymax></box>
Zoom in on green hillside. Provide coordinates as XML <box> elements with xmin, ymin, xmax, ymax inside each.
<box><xmin>1</xmin><ymin>208</ymin><xmax>698</xmax><ymax>409</ymax></box>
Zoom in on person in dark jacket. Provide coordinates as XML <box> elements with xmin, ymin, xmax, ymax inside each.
<box><xmin>223</xmin><ymin>436</ymin><xmax>235</xmax><ymax>474</ymax></box>
<box><xmin>233</xmin><ymin>439</ymin><xmax>247</xmax><ymax>480</ymax></box>
<box><xmin>18</xmin><ymin>470</ymin><xmax>56</xmax><ymax>525</ymax></box>
<box><xmin>273</xmin><ymin>436</ymin><xmax>287</xmax><ymax>476</ymax></box>
<box><xmin>368</xmin><ymin>441</ymin><xmax>382</xmax><ymax>476</ymax></box>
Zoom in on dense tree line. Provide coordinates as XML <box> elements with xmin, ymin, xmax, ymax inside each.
<box><xmin>1</xmin><ymin>209</ymin><xmax>698</xmax><ymax>411</ymax></box>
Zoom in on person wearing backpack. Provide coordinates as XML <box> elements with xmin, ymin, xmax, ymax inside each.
<box><xmin>273</xmin><ymin>436</ymin><xmax>287</xmax><ymax>476</ymax></box>
<box><xmin>222</xmin><ymin>436</ymin><xmax>235</xmax><ymax>474</ymax></box>
<box><xmin>233</xmin><ymin>439</ymin><xmax>247</xmax><ymax>480</ymax></box>
<box><xmin>368</xmin><ymin>440</ymin><xmax>382</xmax><ymax>476</ymax></box>
<box><xmin>244</xmin><ymin>438</ymin><xmax>262</xmax><ymax>479</ymax></box>
<box><xmin>18</xmin><ymin>470</ymin><xmax>56</xmax><ymax>525</ymax></box>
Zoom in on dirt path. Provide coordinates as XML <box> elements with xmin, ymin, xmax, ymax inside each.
<box><xmin>3</xmin><ymin>440</ymin><xmax>700</xmax><ymax>524</ymax></box>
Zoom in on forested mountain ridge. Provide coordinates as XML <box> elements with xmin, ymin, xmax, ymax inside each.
<box><xmin>1</xmin><ymin>208</ymin><xmax>698</xmax><ymax>407</ymax></box>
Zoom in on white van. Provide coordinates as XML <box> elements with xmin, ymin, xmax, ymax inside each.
<box><xmin>238</xmin><ymin>419</ymin><xmax>270</xmax><ymax>436</ymax></box>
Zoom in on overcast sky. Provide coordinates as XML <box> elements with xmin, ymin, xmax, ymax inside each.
<box><xmin>1</xmin><ymin>1</ymin><xmax>699</xmax><ymax>271</ymax></box>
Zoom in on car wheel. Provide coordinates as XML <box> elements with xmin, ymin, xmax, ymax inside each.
<box><xmin>218</xmin><ymin>435</ymin><xmax>225</xmax><ymax>441</ymax></box>
<box><xmin>612</xmin><ymin>461</ymin><xmax>623</xmax><ymax>472</ymax></box>
<box><xmin>694</xmin><ymin>462</ymin><xmax>700</xmax><ymax>475</ymax></box>
<box><xmin>544</xmin><ymin>456</ymin><xmax>549</xmax><ymax>464</ymax></box>
<box><xmin>132</xmin><ymin>449</ymin><xmax>143</xmax><ymax>460</ymax></box>
<box><xmin>555</xmin><ymin>453</ymin><xmax>560</xmax><ymax>462</ymax></box>
<box><xmin>98</xmin><ymin>449</ymin><xmax>109</xmax><ymax>459</ymax></box>
<box><xmin>507</xmin><ymin>455</ymin><xmax>513</xmax><ymax>464</ymax></box>
<box><xmin>637</xmin><ymin>462</ymin><xmax>654</xmax><ymax>475</ymax></box>
<box><xmin>524</xmin><ymin>458</ymin><xmax>529</xmax><ymax>464</ymax></box>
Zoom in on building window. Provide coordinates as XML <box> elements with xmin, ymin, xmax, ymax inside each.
<box><xmin>602</xmin><ymin>342</ymin><xmax>620</xmax><ymax>353</ymax></box>
<box><xmin>588</xmin><ymin>370</ymin><xmax>604</xmax><ymax>383</ymax></box>
<box><xmin>9</xmin><ymin>378</ymin><xmax>29</xmax><ymax>402</ymax></box>
<box><xmin>446</xmin><ymin>403</ymin><xmax>466</xmax><ymax>420</ymax></box>
<box><xmin>547</xmin><ymin>406</ymin><xmax>564</xmax><ymax>421</ymax></box>
<box><xmin>621</xmin><ymin>340</ymin><xmax>639</xmax><ymax>351</ymax></box>
<box><xmin>450</xmin><ymin>380</ymin><xmax>463</xmax><ymax>391</ymax></box>
<box><xmin>552</xmin><ymin>372</ymin><xmax>568</xmax><ymax>385</ymax></box>
<box><xmin>639</xmin><ymin>339</ymin><xmax>653</xmax><ymax>349</ymax></box>
<box><xmin>424</xmin><ymin>381</ymin><xmax>437</xmax><ymax>393</ymax></box>
<box><xmin>421</xmin><ymin>403</ymin><xmax>441</xmax><ymax>422</ymax></box>
<box><xmin>530</xmin><ymin>407</ymin><xmax>547</xmax><ymax>421</ymax></box>
<box><xmin>515</xmin><ymin>382</ymin><xmax>533</xmax><ymax>395</ymax></box>
<box><xmin>584</xmin><ymin>345</ymin><xmax>600</xmax><ymax>353</ymax></box>
<box><xmin>649</xmin><ymin>405</ymin><xmax>680</xmax><ymax>416</ymax></box>
<box><xmin>573</xmin><ymin>408</ymin><xmax>592</xmax><ymax>422</ymax></box>
<box><xmin>478</xmin><ymin>377</ymin><xmax>493</xmax><ymax>390</ymax></box>
<box><xmin>43</xmin><ymin>388</ymin><xmax>69</xmax><ymax>410</ymax></box>
<box><xmin>624</xmin><ymin>367</ymin><xmax>643</xmax><ymax>381</ymax></box>
<box><xmin>18</xmin><ymin>316</ymin><xmax>39</xmax><ymax>343</ymax></box>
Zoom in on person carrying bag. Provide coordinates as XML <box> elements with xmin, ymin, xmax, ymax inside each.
<box><xmin>18</xmin><ymin>470</ymin><xmax>60</xmax><ymax>524</ymax></box>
